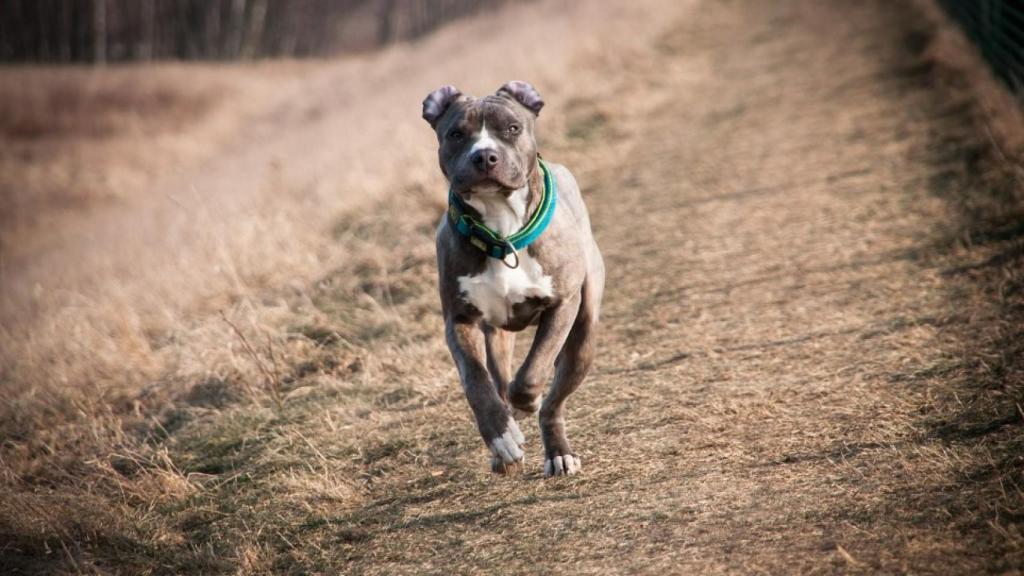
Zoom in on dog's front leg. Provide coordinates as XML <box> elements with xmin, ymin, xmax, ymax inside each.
<box><xmin>509</xmin><ymin>293</ymin><xmax>589</xmax><ymax>476</ymax></box>
<box><xmin>508</xmin><ymin>293</ymin><xmax>582</xmax><ymax>416</ymax></box>
<box><xmin>445</xmin><ymin>319</ymin><xmax>525</xmax><ymax>473</ymax></box>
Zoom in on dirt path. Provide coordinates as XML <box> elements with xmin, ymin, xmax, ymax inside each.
<box><xmin>304</xmin><ymin>1</ymin><xmax>1023</xmax><ymax>573</ymax></box>
<box><xmin>3</xmin><ymin>0</ymin><xmax>1022</xmax><ymax>574</ymax></box>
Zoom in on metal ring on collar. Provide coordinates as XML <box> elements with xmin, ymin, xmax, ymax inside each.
<box><xmin>500</xmin><ymin>241</ymin><xmax>520</xmax><ymax>269</ymax></box>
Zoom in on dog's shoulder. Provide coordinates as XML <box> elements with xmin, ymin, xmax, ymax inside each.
<box><xmin>543</xmin><ymin>161</ymin><xmax>593</xmax><ymax>231</ymax></box>
<box><xmin>544</xmin><ymin>161</ymin><xmax>578</xmax><ymax>192</ymax></box>
<box><xmin>435</xmin><ymin>214</ymin><xmax>487</xmax><ymax>277</ymax></box>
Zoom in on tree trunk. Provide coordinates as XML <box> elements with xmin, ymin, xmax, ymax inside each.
<box><xmin>205</xmin><ymin>1</ymin><xmax>222</xmax><ymax>59</ymax></box>
<box><xmin>139</xmin><ymin>0</ymin><xmax>155</xmax><ymax>60</ymax></box>
<box><xmin>60</xmin><ymin>1</ymin><xmax>73</xmax><ymax>62</ymax></box>
<box><xmin>228</xmin><ymin>0</ymin><xmax>247</xmax><ymax>58</ymax></box>
<box><xmin>93</xmin><ymin>0</ymin><xmax>106</xmax><ymax>64</ymax></box>
<box><xmin>378</xmin><ymin>0</ymin><xmax>396</xmax><ymax>45</ymax></box>
<box><xmin>242</xmin><ymin>0</ymin><xmax>267</xmax><ymax>59</ymax></box>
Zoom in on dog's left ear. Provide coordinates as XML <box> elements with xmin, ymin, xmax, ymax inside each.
<box><xmin>422</xmin><ymin>85</ymin><xmax>462</xmax><ymax>127</ymax></box>
<box><xmin>497</xmin><ymin>80</ymin><xmax>544</xmax><ymax>116</ymax></box>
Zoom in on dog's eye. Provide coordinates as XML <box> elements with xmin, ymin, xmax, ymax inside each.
<box><xmin>507</xmin><ymin>124</ymin><xmax>521</xmax><ymax>135</ymax></box>
<box><xmin>448</xmin><ymin>129</ymin><xmax>464</xmax><ymax>141</ymax></box>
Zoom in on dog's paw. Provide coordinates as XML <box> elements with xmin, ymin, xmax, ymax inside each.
<box><xmin>511</xmin><ymin>399</ymin><xmax>540</xmax><ymax>421</ymax></box>
<box><xmin>543</xmin><ymin>453</ymin><xmax>581</xmax><ymax>477</ymax></box>
<box><xmin>510</xmin><ymin>395</ymin><xmax>541</xmax><ymax>420</ymax></box>
<box><xmin>491</xmin><ymin>456</ymin><xmax>523</xmax><ymax>475</ymax></box>
<box><xmin>487</xmin><ymin>417</ymin><xmax>525</xmax><ymax>474</ymax></box>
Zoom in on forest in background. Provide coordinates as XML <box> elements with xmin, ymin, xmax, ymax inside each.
<box><xmin>0</xmin><ymin>0</ymin><xmax>508</xmax><ymax>62</ymax></box>
<box><xmin>938</xmin><ymin>0</ymin><xmax>1024</xmax><ymax>92</ymax></box>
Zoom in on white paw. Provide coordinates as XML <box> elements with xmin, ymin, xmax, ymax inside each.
<box><xmin>488</xmin><ymin>417</ymin><xmax>525</xmax><ymax>465</ymax></box>
<box><xmin>544</xmin><ymin>454</ymin><xmax>581</xmax><ymax>477</ymax></box>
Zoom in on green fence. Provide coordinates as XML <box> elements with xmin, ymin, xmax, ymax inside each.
<box><xmin>939</xmin><ymin>0</ymin><xmax>1024</xmax><ymax>91</ymax></box>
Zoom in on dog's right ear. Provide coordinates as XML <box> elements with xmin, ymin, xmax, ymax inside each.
<box><xmin>422</xmin><ymin>85</ymin><xmax>462</xmax><ymax>127</ymax></box>
<box><xmin>497</xmin><ymin>81</ymin><xmax>544</xmax><ymax>116</ymax></box>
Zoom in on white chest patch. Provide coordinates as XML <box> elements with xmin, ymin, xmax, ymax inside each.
<box><xmin>456</xmin><ymin>185</ymin><xmax>554</xmax><ymax>326</ymax></box>
<box><xmin>458</xmin><ymin>252</ymin><xmax>554</xmax><ymax>327</ymax></box>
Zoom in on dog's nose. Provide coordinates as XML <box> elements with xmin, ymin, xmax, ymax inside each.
<box><xmin>471</xmin><ymin>149</ymin><xmax>500</xmax><ymax>171</ymax></box>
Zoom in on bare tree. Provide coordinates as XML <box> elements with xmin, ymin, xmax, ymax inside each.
<box><xmin>241</xmin><ymin>0</ymin><xmax>267</xmax><ymax>59</ymax></box>
<box><xmin>139</xmin><ymin>0</ymin><xmax>154</xmax><ymax>60</ymax></box>
<box><xmin>204</xmin><ymin>2</ymin><xmax>221</xmax><ymax>58</ymax></box>
<box><xmin>92</xmin><ymin>0</ymin><xmax>106</xmax><ymax>64</ymax></box>
<box><xmin>378</xmin><ymin>0</ymin><xmax>396</xmax><ymax>45</ymax></box>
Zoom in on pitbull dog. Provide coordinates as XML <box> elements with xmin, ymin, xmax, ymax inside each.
<box><xmin>422</xmin><ymin>81</ymin><xmax>604</xmax><ymax>476</ymax></box>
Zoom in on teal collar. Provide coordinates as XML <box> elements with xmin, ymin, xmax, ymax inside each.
<box><xmin>447</xmin><ymin>158</ymin><xmax>557</xmax><ymax>268</ymax></box>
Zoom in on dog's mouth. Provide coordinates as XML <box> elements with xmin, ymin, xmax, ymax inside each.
<box><xmin>452</xmin><ymin>172</ymin><xmax>524</xmax><ymax>197</ymax></box>
<box><xmin>466</xmin><ymin>179</ymin><xmax>507</xmax><ymax>195</ymax></box>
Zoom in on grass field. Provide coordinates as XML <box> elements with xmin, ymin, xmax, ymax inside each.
<box><xmin>1</xmin><ymin>0</ymin><xmax>1023</xmax><ymax>573</ymax></box>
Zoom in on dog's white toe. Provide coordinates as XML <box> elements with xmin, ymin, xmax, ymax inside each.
<box><xmin>544</xmin><ymin>454</ymin><xmax>581</xmax><ymax>477</ymax></box>
<box><xmin>488</xmin><ymin>418</ymin><xmax>525</xmax><ymax>465</ymax></box>
<box><xmin>508</xmin><ymin>417</ymin><xmax>525</xmax><ymax>445</ymax></box>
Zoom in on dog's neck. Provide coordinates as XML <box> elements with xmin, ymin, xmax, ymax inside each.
<box><xmin>463</xmin><ymin>161</ymin><xmax>543</xmax><ymax>237</ymax></box>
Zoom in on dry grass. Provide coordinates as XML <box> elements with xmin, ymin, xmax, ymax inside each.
<box><xmin>0</xmin><ymin>63</ymin><xmax>319</xmax><ymax>268</ymax></box>
<box><xmin>2</xmin><ymin>0</ymin><xmax>1023</xmax><ymax>573</ymax></box>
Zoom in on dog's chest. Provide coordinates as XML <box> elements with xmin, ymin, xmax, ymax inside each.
<box><xmin>458</xmin><ymin>255</ymin><xmax>553</xmax><ymax>328</ymax></box>
<box><xmin>456</xmin><ymin>190</ymin><xmax>554</xmax><ymax>328</ymax></box>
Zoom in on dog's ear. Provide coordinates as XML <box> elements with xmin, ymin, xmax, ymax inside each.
<box><xmin>497</xmin><ymin>80</ymin><xmax>544</xmax><ymax>116</ymax></box>
<box><xmin>422</xmin><ymin>85</ymin><xmax>462</xmax><ymax>127</ymax></box>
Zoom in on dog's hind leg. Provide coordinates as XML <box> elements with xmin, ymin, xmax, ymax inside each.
<box><xmin>539</xmin><ymin>274</ymin><xmax>602</xmax><ymax>477</ymax></box>
<box><xmin>484</xmin><ymin>325</ymin><xmax>515</xmax><ymax>403</ymax></box>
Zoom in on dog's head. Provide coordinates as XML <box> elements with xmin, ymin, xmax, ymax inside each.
<box><xmin>422</xmin><ymin>81</ymin><xmax>544</xmax><ymax>197</ymax></box>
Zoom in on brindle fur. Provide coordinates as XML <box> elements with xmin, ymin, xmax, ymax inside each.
<box><xmin>424</xmin><ymin>81</ymin><xmax>605</xmax><ymax>476</ymax></box>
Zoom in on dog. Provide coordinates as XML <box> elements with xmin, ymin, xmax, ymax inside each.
<box><xmin>422</xmin><ymin>81</ymin><xmax>604</xmax><ymax>476</ymax></box>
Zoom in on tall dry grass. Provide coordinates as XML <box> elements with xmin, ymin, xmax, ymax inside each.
<box><xmin>0</xmin><ymin>0</ymin><xmax>687</xmax><ymax>571</ymax></box>
<box><xmin>5</xmin><ymin>0</ymin><xmax>1019</xmax><ymax>571</ymax></box>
